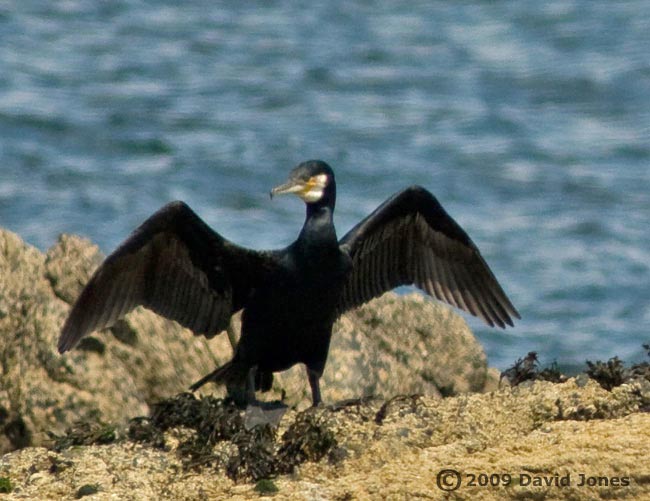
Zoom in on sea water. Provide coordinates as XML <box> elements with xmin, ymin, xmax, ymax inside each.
<box><xmin>1</xmin><ymin>1</ymin><xmax>648</xmax><ymax>372</ymax></box>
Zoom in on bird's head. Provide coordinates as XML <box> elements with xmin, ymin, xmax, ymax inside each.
<box><xmin>270</xmin><ymin>160</ymin><xmax>336</xmax><ymax>208</ymax></box>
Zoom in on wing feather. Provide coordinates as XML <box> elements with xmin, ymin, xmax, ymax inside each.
<box><xmin>338</xmin><ymin>186</ymin><xmax>520</xmax><ymax>328</ymax></box>
<box><xmin>452</xmin><ymin>264</ymin><xmax>488</xmax><ymax>323</ymax></box>
<box><xmin>58</xmin><ymin>201</ymin><xmax>279</xmax><ymax>353</ymax></box>
<box><xmin>449</xmin><ymin>265</ymin><xmax>470</xmax><ymax>311</ymax></box>
<box><xmin>435</xmin><ymin>257</ymin><xmax>458</xmax><ymax>308</ymax></box>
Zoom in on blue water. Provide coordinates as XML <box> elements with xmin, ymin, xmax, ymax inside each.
<box><xmin>1</xmin><ymin>1</ymin><xmax>649</xmax><ymax>372</ymax></box>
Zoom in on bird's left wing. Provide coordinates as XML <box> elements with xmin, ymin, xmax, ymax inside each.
<box><xmin>58</xmin><ymin>201</ymin><xmax>280</xmax><ymax>353</ymax></box>
<box><xmin>337</xmin><ymin>186</ymin><xmax>520</xmax><ymax>328</ymax></box>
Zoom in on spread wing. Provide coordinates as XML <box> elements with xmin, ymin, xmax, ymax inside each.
<box><xmin>58</xmin><ymin>201</ymin><xmax>279</xmax><ymax>353</ymax></box>
<box><xmin>337</xmin><ymin>186</ymin><xmax>520</xmax><ymax>328</ymax></box>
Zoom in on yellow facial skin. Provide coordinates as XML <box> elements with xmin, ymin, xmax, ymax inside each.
<box><xmin>271</xmin><ymin>174</ymin><xmax>329</xmax><ymax>202</ymax></box>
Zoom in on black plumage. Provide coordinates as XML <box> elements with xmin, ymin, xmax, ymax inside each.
<box><xmin>58</xmin><ymin>160</ymin><xmax>519</xmax><ymax>405</ymax></box>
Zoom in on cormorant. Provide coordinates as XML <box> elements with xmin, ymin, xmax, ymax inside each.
<box><xmin>58</xmin><ymin>160</ymin><xmax>519</xmax><ymax>405</ymax></box>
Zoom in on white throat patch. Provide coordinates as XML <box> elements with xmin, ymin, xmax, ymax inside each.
<box><xmin>300</xmin><ymin>173</ymin><xmax>329</xmax><ymax>203</ymax></box>
<box><xmin>302</xmin><ymin>187</ymin><xmax>324</xmax><ymax>203</ymax></box>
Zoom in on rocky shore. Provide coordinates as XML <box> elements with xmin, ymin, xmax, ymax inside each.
<box><xmin>1</xmin><ymin>228</ymin><xmax>649</xmax><ymax>500</ymax></box>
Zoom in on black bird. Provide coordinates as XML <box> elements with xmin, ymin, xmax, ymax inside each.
<box><xmin>58</xmin><ymin>160</ymin><xmax>519</xmax><ymax>405</ymax></box>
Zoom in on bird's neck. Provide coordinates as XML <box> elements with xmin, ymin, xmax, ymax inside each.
<box><xmin>299</xmin><ymin>204</ymin><xmax>337</xmax><ymax>248</ymax></box>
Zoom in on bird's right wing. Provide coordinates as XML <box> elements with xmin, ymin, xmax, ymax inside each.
<box><xmin>337</xmin><ymin>186</ymin><xmax>519</xmax><ymax>328</ymax></box>
<box><xmin>58</xmin><ymin>201</ymin><xmax>279</xmax><ymax>353</ymax></box>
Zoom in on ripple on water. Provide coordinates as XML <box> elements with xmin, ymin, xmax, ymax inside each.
<box><xmin>0</xmin><ymin>0</ymin><xmax>648</xmax><ymax>370</ymax></box>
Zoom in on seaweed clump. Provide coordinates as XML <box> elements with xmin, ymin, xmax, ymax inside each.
<box><xmin>127</xmin><ymin>393</ymin><xmax>276</xmax><ymax>480</ymax></box>
<box><xmin>500</xmin><ymin>352</ymin><xmax>568</xmax><ymax>387</ymax></box>
<box><xmin>276</xmin><ymin>408</ymin><xmax>339</xmax><ymax>474</ymax></box>
<box><xmin>503</xmin><ymin>344</ymin><xmax>650</xmax><ymax>392</ymax></box>
<box><xmin>585</xmin><ymin>357</ymin><xmax>627</xmax><ymax>391</ymax></box>
<box><xmin>587</xmin><ymin>344</ymin><xmax>650</xmax><ymax>391</ymax></box>
<box><xmin>127</xmin><ymin>393</ymin><xmax>338</xmax><ymax>482</ymax></box>
<box><xmin>46</xmin><ymin>393</ymin><xmax>339</xmax><ymax>483</ymax></box>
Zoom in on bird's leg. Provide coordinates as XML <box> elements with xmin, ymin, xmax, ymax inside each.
<box><xmin>246</xmin><ymin>366</ymin><xmax>258</xmax><ymax>404</ymax></box>
<box><xmin>306</xmin><ymin>367</ymin><xmax>322</xmax><ymax>406</ymax></box>
<box><xmin>255</xmin><ymin>370</ymin><xmax>274</xmax><ymax>392</ymax></box>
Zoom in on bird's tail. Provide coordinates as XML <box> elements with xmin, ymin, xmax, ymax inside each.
<box><xmin>189</xmin><ymin>361</ymin><xmax>247</xmax><ymax>392</ymax></box>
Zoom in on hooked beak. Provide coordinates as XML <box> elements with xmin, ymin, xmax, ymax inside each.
<box><xmin>270</xmin><ymin>173</ymin><xmax>328</xmax><ymax>203</ymax></box>
<box><xmin>270</xmin><ymin>178</ymin><xmax>306</xmax><ymax>199</ymax></box>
